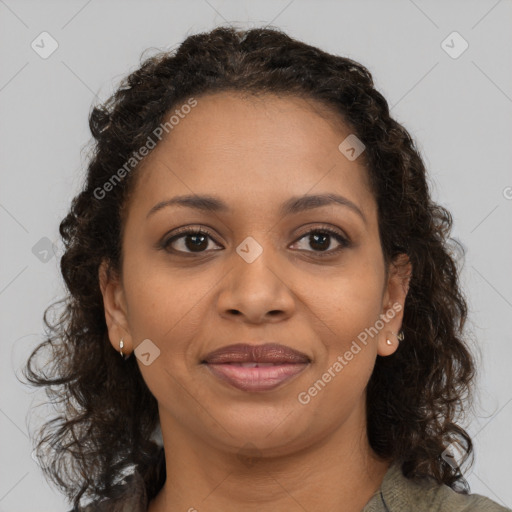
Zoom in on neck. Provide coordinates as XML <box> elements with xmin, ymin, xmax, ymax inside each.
<box><xmin>148</xmin><ymin>406</ymin><xmax>391</xmax><ymax>512</ymax></box>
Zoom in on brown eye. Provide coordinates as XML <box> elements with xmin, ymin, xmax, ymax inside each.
<box><xmin>291</xmin><ymin>228</ymin><xmax>350</xmax><ymax>257</ymax></box>
<box><xmin>162</xmin><ymin>229</ymin><xmax>222</xmax><ymax>254</ymax></box>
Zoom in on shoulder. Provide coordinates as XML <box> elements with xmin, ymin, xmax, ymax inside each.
<box><xmin>363</xmin><ymin>462</ymin><xmax>511</xmax><ymax>512</ymax></box>
<box><xmin>404</xmin><ymin>478</ymin><xmax>511</xmax><ymax>512</ymax></box>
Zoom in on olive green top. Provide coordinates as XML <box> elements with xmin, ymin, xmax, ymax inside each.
<box><xmin>73</xmin><ymin>460</ymin><xmax>511</xmax><ymax>511</ymax></box>
<box><xmin>362</xmin><ymin>461</ymin><xmax>511</xmax><ymax>512</ymax></box>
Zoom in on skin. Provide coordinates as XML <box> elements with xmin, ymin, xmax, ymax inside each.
<box><xmin>99</xmin><ymin>91</ymin><xmax>412</xmax><ymax>512</ymax></box>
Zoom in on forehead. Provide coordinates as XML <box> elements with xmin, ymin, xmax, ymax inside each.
<box><xmin>127</xmin><ymin>91</ymin><xmax>375</xmax><ymax>222</ymax></box>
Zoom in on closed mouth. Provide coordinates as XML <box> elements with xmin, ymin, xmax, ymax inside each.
<box><xmin>202</xmin><ymin>342</ymin><xmax>311</xmax><ymax>365</ymax></box>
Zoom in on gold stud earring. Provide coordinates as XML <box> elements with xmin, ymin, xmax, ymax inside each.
<box><xmin>386</xmin><ymin>330</ymin><xmax>404</xmax><ymax>346</ymax></box>
<box><xmin>393</xmin><ymin>330</ymin><xmax>404</xmax><ymax>342</ymax></box>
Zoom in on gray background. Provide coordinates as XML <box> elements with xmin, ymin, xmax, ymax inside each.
<box><xmin>1</xmin><ymin>0</ymin><xmax>511</xmax><ymax>510</ymax></box>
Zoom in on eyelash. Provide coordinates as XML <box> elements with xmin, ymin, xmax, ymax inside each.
<box><xmin>159</xmin><ymin>225</ymin><xmax>351</xmax><ymax>258</ymax></box>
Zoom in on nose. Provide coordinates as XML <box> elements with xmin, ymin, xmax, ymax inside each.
<box><xmin>216</xmin><ymin>247</ymin><xmax>295</xmax><ymax>324</ymax></box>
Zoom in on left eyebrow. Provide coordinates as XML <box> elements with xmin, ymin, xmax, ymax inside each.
<box><xmin>279</xmin><ymin>193</ymin><xmax>366</xmax><ymax>224</ymax></box>
<box><xmin>146</xmin><ymin>192</ymin><xmax>366</xmax><ymax>224</ymax></box>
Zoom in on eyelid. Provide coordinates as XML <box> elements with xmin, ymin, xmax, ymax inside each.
<box><xmin>293</xmin><ymin>223</ymin><xmax>348</xmax><ymax>241</ymax></box>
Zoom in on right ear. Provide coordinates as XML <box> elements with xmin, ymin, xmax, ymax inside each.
<box><xmin>98</xmin><ymin>260</ymin><xmax>133</xmax><ymax>356</ymax></box>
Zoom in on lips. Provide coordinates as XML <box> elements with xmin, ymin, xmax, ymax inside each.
<box><xmin>201</xmin><ymin>343</ymin><xmax>310</xmax><ymax>392</ymax></box>
<box><xmin>202</xmin><ymin>343</ymin><xmax>310</xmax><ymax>364</ymax></box>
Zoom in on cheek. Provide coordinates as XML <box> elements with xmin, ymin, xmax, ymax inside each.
<box><xmin>299</xmin><ymin>278</ymin><xmax>382</xmax><ymax>419</ymax></box>
<box><xmin>121</xmin><ymin>255</ymin><xmax>208</xmax><ymax>342</ymax></box>
<box><xmin>306</xmin><ymin>262</ymin><xmax>384</xmax><ymax>342</ymax></box>
<box><xmin>121</xmin><ymin>266</ymin><xmax>202</xmax><ymax>404</ymax></box>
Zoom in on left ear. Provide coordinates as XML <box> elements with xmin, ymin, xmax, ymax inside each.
<box><xmin>377</xmin><ymin>253</ymin><xmax>412</xmax><ymax>356</ymax></box>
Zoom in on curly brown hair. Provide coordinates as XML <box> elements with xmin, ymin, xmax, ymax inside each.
<box><xmin>24</xmin><ymin>25</ymin><xmax>478</xmax><ymax>509</ymax></box>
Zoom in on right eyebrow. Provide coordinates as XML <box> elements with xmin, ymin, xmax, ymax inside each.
<box><xmin>146</xmin><ymin>195</ymin><xmax>229</xmax><ymax>218</ymax></box>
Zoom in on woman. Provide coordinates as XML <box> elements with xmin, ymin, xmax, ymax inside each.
<box><xmin>25</xmin><ymin>26</ymin><xmax>510</xmax><ymax>511</ymax></box>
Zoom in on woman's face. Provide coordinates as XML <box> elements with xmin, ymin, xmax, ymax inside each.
<box><xmin>100</xmin><ymin>91</ymin><xmax>410</xmax><ymax>457</ymax></box>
